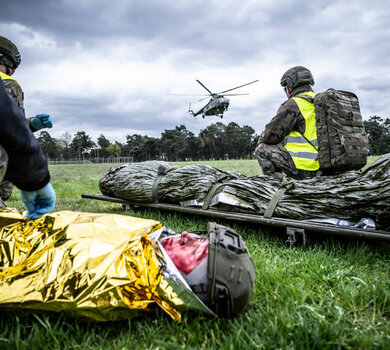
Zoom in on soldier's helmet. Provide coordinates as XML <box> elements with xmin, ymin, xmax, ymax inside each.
<box><xmin>0</xmin><ymin>36</ymin><xmax>21</xmax><ymax>70</ymax></box>
<box><xmin>280</xmin><ymin>66</ymin><xmax>314</xmax><ymax>90</ymax></box>
<box><xmin>205</xmin><ymin>222</ymin><xmax>255</xmax><ymax>318</ymax></box>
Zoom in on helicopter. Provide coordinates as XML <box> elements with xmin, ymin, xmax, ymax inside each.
<box><xmin>167</xmin><ymin>79</ymin><xmax>259</xmax><ymax>119</ymax></box>
<box><xmin>188</xmin><ymin>79</ymin><xmax>258</xmax><ymax>118</ymax></box>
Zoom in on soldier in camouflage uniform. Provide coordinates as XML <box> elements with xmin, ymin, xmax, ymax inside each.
<box><xmin>0</xmin><ymin>76</ymin><xmax>56</xmax><ymax>216</ymax></box>
<box><xmin>255</xmin><ymin>66</ymin><xmax>320</xmax><ymax>180</ymax></box>
<box><xmin>0</xmin><ymin>36</ymin><xmax>53</xmax><ymax>201</ymax></box>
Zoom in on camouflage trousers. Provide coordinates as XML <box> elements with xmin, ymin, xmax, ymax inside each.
<box><xmin>0</xmin><ymin>180</ymin><xmax>13</xmax><ymax>201</ymax></box>
<box><xmin>0</xmin><ymin>145</ymin><xmax>8</xmax><ymax>207</ymax></box>
<box><xmin>254</xmin><ymin>143</ymin><xmax>318</xmax><ymax>180</ymax></box>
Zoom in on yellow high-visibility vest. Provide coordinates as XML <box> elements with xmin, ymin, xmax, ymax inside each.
<box><xmin>0</xmin><ymin>71</ymin><xmax>19</xmax><ymax>85</ymax></box>
<box><xmin>0</xmin><ymin>71</ymin><xmax>19</xmax><ymax>84</ymax></box>
<box><xmin>285</xmin><ymin>91</ymin><xmax>320</xmax><ymax>171</ymax></box>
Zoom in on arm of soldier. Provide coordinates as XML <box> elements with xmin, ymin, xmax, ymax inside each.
<box><xmin>0</xmin><ymin>82</ymin><xmax>50</xmax><ymax>190</ymax></box>
<box><xmin>3</xmin><ymin>80</ymin><xmax>52</xmax><ymax>132</ymax></box>
<box><xmin>5</xmin><ymin>81</ymin><xmax>25</xmax><ymax>115</ymax></box>
<box><xmin>27</xmin><ymin>116</ymin><xmax>35</xmax><ymax>131</ymax></box>
<box><xmin>30</xmin><ymin>113</ymin><xmax>53</xmax><ymax>131</ymax></box>
<box><xmin>258</xmin><ymin>101</ymin><xmax>298</xmax><ymax>145</ymax></box>
<box><xmin>0</xmin><ymin>79</ymin><xmax>55</xmax><ymax>219</ymax></box>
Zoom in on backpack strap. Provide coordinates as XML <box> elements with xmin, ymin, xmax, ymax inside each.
<box><xmin>295</xmin><ymin>93</ymin><xmax>314</xmax><ymax>103</ymax></box>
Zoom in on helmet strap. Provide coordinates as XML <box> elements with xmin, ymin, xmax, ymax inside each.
<box><xmin>0</xmin><ymin>60</ymin><xmax>11</xmax><ymax>75</ymax></box>
<box><xmin>209</xmin><ymin>225</ymin><xmax>219</xmax><ymax>302</ymax></box>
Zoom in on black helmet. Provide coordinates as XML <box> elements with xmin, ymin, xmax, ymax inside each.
<box><xmin>280</xmin><ymin>66</ymin><xmax>314</xmax><ymax>90</ymax></box>
<box><xmin>0</xmin><ymin>36</ymin><xmax>21</xmax><ymax>71</ymax></box>
<box><xmin>206</xmin><ymin>222</ymin><xmax>255</xmax><ymax>318</ymax></box>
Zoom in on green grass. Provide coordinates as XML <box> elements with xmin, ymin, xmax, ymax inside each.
<box><xmin>176</xmin><ymin>159</ymin><xmax>262</xmax><ymax>177</ymax></box>
<box><xmin>1</xmin><ymin>156</ymin><xmax>390</xmax><ymax>349</ymax></box>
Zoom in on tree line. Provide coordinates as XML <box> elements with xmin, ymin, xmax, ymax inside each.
<box><xmin>363</xmin><ymin>116</ymin><xmax>390</xmax><ymax>155</ymax></box>
<box><xmin>37</xmin><ymin>122</ymin><xmax>259</xmax><ymax>162</ymax></box>
<box><xmin>36</xmin><ymin>116</ymin><xmax>390</xmax><ymax>162</ymax></box>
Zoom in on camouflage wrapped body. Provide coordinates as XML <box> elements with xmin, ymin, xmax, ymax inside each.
<box><xmin>255</xmin><ymin>85</ymin><xmax>316</xmax><ymax>180</ymax></box>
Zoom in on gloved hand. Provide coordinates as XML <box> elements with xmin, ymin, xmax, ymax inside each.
<box><xmin>31</xmin><ymin>113</ymin><xmax>53</xmax><ymax>130</ymax></box>
<box><xmin>19</xmin><ymin>183</ymin><xmax>56</xmax><ymax>220</ymax></box>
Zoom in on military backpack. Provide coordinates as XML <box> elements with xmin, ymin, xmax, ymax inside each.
<box><xmin>299</xmin><ymin>89</ymin><xmax>368</xmax><ymax>171</ymax></box>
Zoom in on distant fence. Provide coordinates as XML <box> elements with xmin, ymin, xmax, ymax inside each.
<box><xmin>48</xmin><ymin>157</ymin><xmax>133</xmax><ymax>165</ymax></box>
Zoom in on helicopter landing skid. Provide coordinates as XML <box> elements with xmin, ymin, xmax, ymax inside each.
<box><xmin>201</xmin><ymin>114</ymin><xmax>223</xmax><ymax>119</ymax></box>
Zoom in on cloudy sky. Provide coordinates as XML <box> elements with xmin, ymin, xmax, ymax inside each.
<box><xmin>1</xmin><ymin>0</ymin><xmax>389</xmax><ymax>143</ymax></box>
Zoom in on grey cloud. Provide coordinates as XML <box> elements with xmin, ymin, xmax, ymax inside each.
<box><xmin>1</xmin><ymin>0</ymin><xmax>389</xmax><ymax>139</ymax></box>
<box><xmin>35</xmin><ymin>93</ymin><xmax>190</xmax><ymax>137</ymax></box>
<box><xmin>0</xmin><ymin>1</ymin><xmax>316</xmax><ymax>65</ymax></box>
<box><xmin>357</xmin><ymin>77</ymin><xmax>390</xmax><ymax>92</ymax></box>
<box><xmin>1</xmin><ymin>0</ymin><xmax>208</xmax><ymax>43</ymax></box>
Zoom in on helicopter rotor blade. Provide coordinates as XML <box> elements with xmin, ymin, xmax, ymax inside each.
<box><xmin>196</xmin><ymin>80</ymin><xmax>213</xmax><ymax>95</ymax></box>
<box><xmin>198</xmin><ymin>93</ymin><xmax>249</xmax><ymax>101</ymax></box>
<box><xmin>223</xmin><ymin>93</ymin><xmax>250</xmax><ymax>96</ymax></box>
<box><xmin>165</xmin><ymin>94</ymin><xmax>209</xmax><ymax>96</ymax></box>
<box><xmin>218</xmin><ymin>80</ymin><xmax>259</xmax><ymax>94</ymax></box>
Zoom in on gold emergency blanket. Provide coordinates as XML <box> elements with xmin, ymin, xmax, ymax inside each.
<box><xmin>0</xmin><ymin>208</ymin><xmax>185</xmax><ymax>322</ymax></box>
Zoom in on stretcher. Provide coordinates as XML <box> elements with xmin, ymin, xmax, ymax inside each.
<box><xmin>81</xmin><ymin>193</ymin><xmax>390</xmax><ymax>245</ymax></box>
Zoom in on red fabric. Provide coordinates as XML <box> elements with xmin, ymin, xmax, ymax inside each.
<box><xmin>162</xmin><ymin>232</ymin><xmax>209</xmax><ymax>274</ymax></box>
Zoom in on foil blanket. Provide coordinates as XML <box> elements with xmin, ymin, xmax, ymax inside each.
<box><xmin>0</xmin><ymin>208</ymin><xmax>213</xmax><ymax>322</ymax></box>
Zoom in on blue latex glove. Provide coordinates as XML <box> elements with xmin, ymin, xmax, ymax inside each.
<box><xmin>19</xmin><ymin>183</ymin><xmax>56</xmax><ymax>220</ymax></box>
<box><xmin>31</xmin><ymin>113</ymin><xmax>53</xmax><ymax>130</ymax></box>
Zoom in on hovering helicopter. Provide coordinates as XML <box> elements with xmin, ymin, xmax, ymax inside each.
<box><xmin>167</xmin><ymin>79</ymin><xmax>259</xmax><ymax>119</ymax></box>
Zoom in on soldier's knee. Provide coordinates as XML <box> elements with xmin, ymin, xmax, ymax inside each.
<box><xmin>256</xmin><ymin>143</ymin><xmax>267</xmax><ymax>151</ymax></box>
<box><xmin>254</xmin><ymin>143</ymin><xmax>267</xmax><ymax>157</ymax></box>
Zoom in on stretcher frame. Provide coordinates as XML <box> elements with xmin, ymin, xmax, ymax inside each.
<box><xmin>81</xmin><ymin>193</ymin><xmax>390</xmax><ymax>245</ymax></box>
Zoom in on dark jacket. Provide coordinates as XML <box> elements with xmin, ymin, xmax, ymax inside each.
<box><xmin>259</xmin><ymin>84</ymin><xmax>314</xmax><ymax>145</ymax></box>
<box><xmin>0</xmin><ymin>78</ymin><xmax>50</xmax><ymax>191</ymax></box>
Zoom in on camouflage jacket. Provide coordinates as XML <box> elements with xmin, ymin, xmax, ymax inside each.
<box><xmin>3</xmin><ymin>77</ymin><xmax>37</xmax><ymax>130</ymax></box>
<box><xmin>259</xmin><ymin>84</ymin><xmax>314</xmax><ymax>145</ymax></box>
<box><xmin>3</xmin><ymin>78</ymin><xmax>25</xmax><ymax>115</ymax></box>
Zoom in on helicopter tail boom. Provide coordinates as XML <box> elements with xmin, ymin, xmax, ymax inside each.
<box><xmin>188</xmin><ymin>103</ymin><xmax>205</xmax><ymax>118</ymax></box>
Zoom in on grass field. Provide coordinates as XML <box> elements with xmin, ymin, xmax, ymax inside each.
<box><xmin>1</xmin><ymin>156</ymin><xmax>390</xmax><ymax>349</ymax></box>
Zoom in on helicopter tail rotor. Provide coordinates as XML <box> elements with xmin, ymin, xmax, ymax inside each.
<box><xmin>188</xmin><ymin>103</ymin><xmax>195</xmax><ymax>117</ymax></box>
